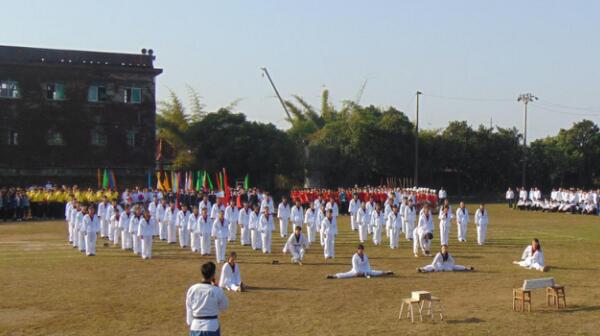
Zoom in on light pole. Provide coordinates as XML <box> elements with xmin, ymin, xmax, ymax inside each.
<box><xmin>260</xmin><ymin>67</ymin><xmax>292</xmax><ymax>121</ymax></box>
<box><xmin>517</xmin><ymin>93</ymin><xmax>538</xmax><ymax>188</ymax></box>
<box><xmin>414</xmin><ymin>91</ymin><xmax>422</xmax><ymax>186</ymax></box>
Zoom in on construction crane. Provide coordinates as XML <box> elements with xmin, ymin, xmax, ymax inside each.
<box><xmin>354</xmin><ymin>78</ymin><xmax>369</xmax><ymax>105</ymax></box>
<box><xmin>260</xmin><ymin>67</ymin><xmax>292</xmax><ymax>121</ymax></box>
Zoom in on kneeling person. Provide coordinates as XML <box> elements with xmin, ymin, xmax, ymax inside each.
<box><xmin>219</xmin><ymin>252</ymin><xmax>244</xmax><ymax>292</ymax></box>
<box><xmin>327</xmin><ymin>244</ymin><xmax>393</xmax><ymax>279</ymax></box>
<box><xmin>283</xmin><ymin>226</ymin><xmax>309</xmax><ymax>265</ymax></box>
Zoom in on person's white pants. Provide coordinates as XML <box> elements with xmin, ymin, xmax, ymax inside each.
<box><xmin>191</xmin><ymin>233</ymin><xmax>201</xmax><ymax>252</ymax></box>
<box><xmin>457</xmin><ymin>222</ymin><xmax>467</xmax><ymax>241</ymax></box>
<box><xmin>132</xmin><ymin>233</ymin><xmax>141</xmax><ymax>254</ymax></box>
<box><xmin>113</xmin><ymin>228</ymin><xmax>121</xmax><ymax>245</ymax></box>
<box><xmin>421</xmin><ymin>264</ymin><xmax>467</xmax><ymax>272</ymax></box>
<box><xmin>306</xmin><ymin>225</ymin><xmax>316</xmax><ymax>244</ymax></box>
<box><xmin>324</xmin><ymin>234</ymin><xmax>335</xmax><ymax>258</ymax></box>
<box><xmin>385</xmin><ymin>225</ymin><xmax>390</xmax><ymax>238</ymax></box>
<box><xmin>78</xmin><ymin>231</ymin><xmax>86</xmax><ymax>252</ymax></box>
<box><xmin>153</xmin><ymin>219</ymin><xmax>159</xmax><ymax>236</ymax></box>
<box><xmin>215</xmin><ymin>238</ymin><xmax>227</xmax><ymax>262</ymax></box>
<box><xmin>240</xmin><ymin>226</ymin><xmax>250</xmax><ymax>245</ymax></box>
<box><xmin>319</xmin><ymin>230</ymin><xmax>325</xmax><ymax>246</ymax></box>
<box><xmin>200</xmin><ymin>234</ymin><xmax>211</xmax><ymax>255</ymax></box>
<box><xmin>290</xmin><ymin>247</ymin><xmax>305</xmax><ymax>263</ymax></box>
<box><xmin>72</xmin><ymin>228</ymin><xmax>78</xmax><ymax>247</ymax></box>
<box><xmin>367</xmin><ymin>222</ymin><xmax>373</xmax><ymax>234</ymax></box>
<box><xmin>158</xmin><ymin>220</ymin><xmax>167</xmax><ymax>240</ymax></box>
<box><xmin>68</xmin><ymin>222</ymin><xmax>74</xmax><ymax>243</ymax></box>
<box><xmin>372</xmin><ymin>226</ymin><xmax>382</xmax><ymax>245</ymax></box>
<box><xmin>335</xmin><ymin>270</ymin><xmax>384</xmax><ymax>278</ymax></box>
<box><xmin>228</xmin><ymin>223</ymin><xmax>237</xmax><ymax>241</ymax></box>
<box><xmin>390</xmin><ymin>227</ymin><xmax>400</xmax><ymax>248</ymax></box>
<box><xmin>518</xmin><ymin>260</ymin><xmax>544</xmax><ymax>271</ymax></box>
<box><xmin>358</xmin><ymin>224</ymin><xmax>367</xmax><ymax>242</ymax></box>
<box><xmin>141</xmin><ymin>235</ymin><xmax>153</xmax><ymax>259</ymax></box>
<box><xmin>167</xmin><ymin>223</ymin><xmax>177</xmax><ymax>243</ymax></box>
<box><xmin>121</xmin><ymin>230</ymin><xmax>131</xmax><ymax>250</ymax></box>
<box><xmin>350</xmin><ymin>214</ymin><xmax>358</xmax><ymax>231</ymax></box>
<box><xmin>477</xmin><ymin>223</ymin><xmax>487</xmax><ymax>245</ymax></box>
<box><xmin>405</xmin><ymin>221</ymin><xmax>414</xmax><ymax>240</ymax></box>
<box><xmin>178</xmin><ymin>228</ymin><xmax>189</xmax><ymax>247</ymax></box>
<box><xmin>261</xmin><ymin>231</ymin><xmax>272</xmax><ymax>253</ymax></box>
<box><xmin>440</xmin><ymin>222</ymin><xmax>450</xmax><ymax>246</ymax></box>
<box><xmin>279</xmin><ymin>219</ymin><xmax>289</xmax><ymax>237</ymax></box>
<box><xmin>413</xmin><ymin>230</ymin><xmax>431</xmax><ymax>255</ymax></box>
<box><xmin>251</xmin><ymin>229</ymin><xmax>262</xmax><ymax>250</ymax></box>
<box><xmin>100</xmin><ymin>218</ymin><xmax>109</xmax><ymax>238</ymax></box>
<box><xmin>85</xmin><ymin>232</ymin><xmax>96</xmax><ymax>255</ymax></box>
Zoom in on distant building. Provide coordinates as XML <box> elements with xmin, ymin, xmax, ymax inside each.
<box><xmin>0</xmin><ymin>45</ymin><xmax>162</xmax><ymax>187</ymax></box>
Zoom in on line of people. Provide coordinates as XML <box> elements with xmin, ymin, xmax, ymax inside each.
<box><xmin>506</xmin><ymin>186</ymin><xmax>599</xmax><ymax>214</ymax></box>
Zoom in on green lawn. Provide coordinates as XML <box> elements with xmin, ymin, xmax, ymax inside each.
<box><xmin>1</xmin><ymin>204</ymin><xmax>599</xmax><ymax>336</ymax></box>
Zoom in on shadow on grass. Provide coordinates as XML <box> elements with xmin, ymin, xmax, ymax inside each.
<box><xmin>555</xmin><ymin>305</ymin><xmax>600</xmax><ymax>313</ymax></box>
<box><xmin>446</xmin><ymin>317</ymin><xmax>485</xmax><ymax>324</ymax></box>
<box><xmin>548</xmin><ymin>266</ymin><xmax>599</xmax><ymax>271</ymax></box>
<box><xmin>246</xmin><ymin>286</ymin><xmax>306</xmax><ymax>292</ymax></box>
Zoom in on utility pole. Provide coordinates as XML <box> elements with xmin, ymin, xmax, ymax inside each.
<box><xmin>260</xmin><ymin>67</ymin><xmax>292</xmax><ymax>121</ymax></box>
<box><xmin>517</xmin><ymin>93</ymin><xmax>538</xmax><ymax>188</ymax></box>
<box><xmin>414</xmin><ymin>91</ymin><xmax>422</xmax><ymax>186</ymax></box>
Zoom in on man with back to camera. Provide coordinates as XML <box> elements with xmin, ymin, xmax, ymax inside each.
<box><xmin>186</xmin><ymin>262</ymin><xmax>229</xmax><ymax>336</ymax></box>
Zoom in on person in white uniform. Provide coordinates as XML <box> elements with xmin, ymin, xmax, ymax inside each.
<box><xmin>212</xmin><ymin>210</ymin><xmax>229</xmax><ymax>263</ymax></box>
<box><xmin>186</xmin><ymin>262</ymin><xmax>229</xmax><ymax>335</ymax></box>
<box><xmin>370</xmin><ymin>204</ymin><xmax>385</xmax><ymax>245</ymax></box>
<box><xmin>418</xmin><ymin>245</ymin><xmax>474</xmax><ymax>272</ymax></box>
<box><xmin>327</xmin><ymin>244</ymin><xmax>393</xmax><ymax>279</ymax></box>
<box><xmin>316</xmin><ymin>204</ymin><xmax>326</xmax><ymax>246</ymax></box>
<box><xmin>147</xmin><ymin>196</ymin><xmax>160</xmax><ymax>236</ymax></box>
<box><xmin>403</xmin><ymin>200</ymin><xmax>416</xmax><ymax>241</ymax></box>
<box><xmin>189</xmin><ymin>206</ymin><xmax>202</xmax><ymax>253</ymax></box>
<box><xmin>414</xmin><ymin>203</ymin><xmax>434</xmax><ymax>257</ymax></box>
<box><xmin>218</xmin><ymin>252</ymin><xmax>244</xmax><ymax>292</ymax></box>
<box><xmin>348</xmin><ymin>193</ymin><xmax>361</xmax><ymax>231</ymax></box>
<box><xmin>283</xmin><ymin>226</ymin><xmax>309</xmax><ymax>265</ymax></box>
<box><xmin>277</xmin><ymin>196</ymin><xmax>291</xmax><ymax>238</ymax></box>
<box><xmin>321</xmin><ymin>209</ymin><xmax>336</xmax><ymax>259</ymax></box>
<box><xmin>110</xmin><ymin>207</ymin><xmax>122</xmax><ymax>246</ymax></box>
<box><xmin>129</xmin><ymin>206</ymin><xmax>143</xmax><ymax>255</ymax></box>
<box><xmin>513</xmin><ymin>238</ymin><xmax>548</xmax><ymax>272</ymax></box>
<box><xmin>224</xmin><ymin>199</ymin><xmax>239</xmax><ymax>242</ymax></box>
<box><xmin>176</xmin><ymin>204</ymin><xmax>191</xmax><ymax>248</ymax></box>
<box><xmin>164</xmin><ymin>201</ymin><xmax>178</xmax><ymax>244</ymax></box>
<box><xmin>237</xmin><ymin>201</ymin><xmax>251</xmax><ymax>246</ymax></box>
<box><xmin>196</xmin><ymin>207</ymin><xmax>213</xmax><ymax>256</ymax></box>
<box><xmin>438</xmin><ymin>205</ymin><xmax>453</xmax><ymax>246</ymax></box>
<box><xmin>138</xmin><ymin>210</ymin><xmax>155</xmax><ymax>259</ymax></box>
<box><xmin>356</xmin><ymin>202</ymin><xmax>368</xmax><ymax>243</ymax></box>
<box><xmin>304</xmin><ymin>203</ymin><xmax>317</xmax><ymax>244</ymax></box>
<box><xmin>474</xmin><ymin>203</ymin><xmax>489</xmax><ymax>245</ymax></box>
<box><xmin>76</xmin><ymin>205</ymin><xmax>87</xmax><ymax>252</ymax></box>
<box><xmin>82</xmin><ymin>206</ymin><xmax>100</xmax><ymax>256</ymax></box>
<box><xmin>248</xmin><ymin>205</ymin><xmax>262</xmax><ymax>251</ymax></box>
<box><xmin>97</xmin><ymin>196</ymin><xmax>109</xmax><ymax>239</ymax></box>
<box><xmin>290</xmin><ymin>200</ymin><xmax>304</xmax><ymax>234</ymax></box>
<box><xmin>156</xmin><ymin>198</ymin><xmax>168</xmax><ymax>241</ymax></box>
<box><xmin>119</xmin><ymin>205</ymin><xmax>132</xmax><ymax>250</ymax></box>
<box><xmin>455</xmin><ymin>202</ymin><xmax>469</xmax><ymax>242</ymax></box>
<box><xmin>387</xmin><ymin>205</ymin><xmax>403</xmax><ymax>249</ymax></box>
<box><xmin>258</xmin><ymin>207</ymin><xmax>274</xmax><ymax>254</ymax></box>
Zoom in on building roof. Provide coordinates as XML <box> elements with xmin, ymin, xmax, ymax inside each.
<box><xmin>0</xmin><ymin>45</ymin><xmax>162</xmax><ymax>74</ymax></box>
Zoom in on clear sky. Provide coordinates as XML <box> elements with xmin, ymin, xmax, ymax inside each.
<box><xmin>4</xmin><ymin>0</ymin><xmax>600</xmax><ymax>140</ymax></box>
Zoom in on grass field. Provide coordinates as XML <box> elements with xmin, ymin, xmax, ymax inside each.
<box><xmin>1</xmin><ymin>203</ymin><xmax>600</xmax><ymax>336</ymax></box>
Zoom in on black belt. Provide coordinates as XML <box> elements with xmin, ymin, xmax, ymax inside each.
<box><xmin>193</xmin><ymin>316</ymin><xmax>218</xmax><ymax>320</ymax></box>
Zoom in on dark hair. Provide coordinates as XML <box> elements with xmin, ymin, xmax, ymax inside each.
<box><xmin>295</xmin><ymin>225</ymin><xmax>302</xmax><ymax>231</ymax></box>
<box><xmin>425</xmin><ymin>232</ymin><xmax>434</xmax><ymax>240</ymax></box>
<box><xmin>201</xmin><ymin>262</ymin><xmax>216</xmax><ymax>280</ymax></box>
<box><xmin>532</xmin><ymin>238</ymin><xmax>541</xmax><ymax>251</ymax></box>
<box><xmin>357</xmin><ymin>244</ymin><xmax>365</xmax><ymax>250</ymax></box>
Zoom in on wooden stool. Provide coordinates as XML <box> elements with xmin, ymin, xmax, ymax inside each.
<box><xmin>399</xmin><ymin>298</ymin><xmax>422</xmax><ymax>323</ymax></box>
<box><xmin>421</xmin><ymin>296</ymin><xmax>444</xmax><ymax>321</ymax></box>
<box><xmin>512</xmin><ymin>289</ymin><xmax>532</xmax><ymax>312</ymax></box>
<box><xmin>546</xmin><ymin>285</ymin><xmax>566</xmax><ymax>308</ymax></box>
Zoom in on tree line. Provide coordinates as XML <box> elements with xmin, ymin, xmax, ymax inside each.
<box><xmin>156</xmin><ymin>88</ymin><xmax>600</xmax><ymax>195</ymax></box>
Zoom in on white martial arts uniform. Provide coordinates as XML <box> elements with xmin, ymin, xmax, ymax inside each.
<box><xmin>76</xmin><ymin>211</ymin><xmax>86</xmax><ymax>252</ymax></box>
<box><xmin>316</xmin><ymin>209</ymin><xmax>326</xmax><ymax>246</ymax></box>
<box><xmin>249</xmin><ymin>210</ymin><xmax>262</xmax><ymax>250</ymax></box>
<box><xmin>517</xmin><ymin>246</ymin><xmax>545</xmax><ymax>271</ymax></box>
<box><xmin>370</xmin><ymin>210</ymin><xmax>385</xmax><ymax>245</ymax></box>
<box><xmin>258</xmin><ymin>213</ymin><xmax>274</xmax><ymax>253</ymax></box>
<box><xmin>290</xmin><ymin>205</ymin><xmax>304</xmax><ymax>232</ymax></box>
<box><xmin>348</xmin><ymin>198</ymin><xmax>361</xmax><ymax>231</ymax></box>
<box><xmin>474</xmin><ymin>208</ymin><xmax>489</xmax><ymax>245</ymax></box>
<box><xmin>387</xmin><ymin>211</ymin><xmax>403</xmax><ymax>249</ymax></box>
<box><xmin>212</xmin><ymin>218</ymin><xmax>229</xmax><ymax>262</ymax></box>
<box><xmin>119</xmin><ymin>211</ymin><xmax>131</xmax><ymax>250</ymax></box>
<box><xmin>456</xmin><ymin>207</ymin><xmax>469</xmax><ymax>242</ymax></box>
<box><xmin>277</xmin><ymin>202</ymin><xmax>291</xmax><ymax>238</ymax></box>
<box><xmin>97</xmin><ymin>201</ymin><xmax>109</xmax><ymax>238</ymax></box>
<box><xmin>219</xmin><ymin>262</ymin><xmax>242</xmax><ymax>291</ymax></box>
<box><xmin>210</xmin><ymin>204</ymin><xmax>225</xmax><ymax>221</ymax></box>
<box><xmin>148</xmin><ymin>200</ymin><xmax>160</xmax><ymax>235</ymax></box>
<box><xmin>414</xmin><ymin>211</ymin><xmax>433</xmax><ymax>255</ymax></box>
<box><xmin>325</xmin><ymin>201</ymin><xmax>339</xmax><ymax>236</ymax></box>
<box><xmin>237</xmin><ymin>207</ymin><xmax>251</xmax><ymax>246</ymax></box>
<box><xmin>185</xmin><ymin>283</ymin><xmax>228</xmax><ymax>333</ymax></box>
<box><xmin>129</xmin><ymin>214</ymin><xmax>142</xmax><ymax>254</ymax></box>
<box><xmin>304</xmin><ymin>208</ymin><xmax>317</xmax><ymax>244</ymax></box>
<box><xmin>65</xmin><ymin>201</ymin><xmax>74</xmax><ymax>243</ymax></box>
<box><xmin>198</xmin><ymin>199</ymin><xmax>212</xmax><ymax>213</ymax></box>
<box><xmin>438</xmin><ymin>211</ymin><xmax>453</xmax><ymax>246</ymax></box>
<box><xmin>321</xmin><ymin>217</ymin><xmax>335</xmax><ymax>258</ymax></box>
<box><xmin>225</xmin><ymin>205</ymin><xmax>239</xmax><ymax>242</ymax></box>
<box><xmin>110</xmin><ymin>213</ymin><xmax>121</xmax><ymax>246</ymax></box>
<box><xmin>283</xmin><ymin>232</ymin><xmax>309</xmax><ymax>263</ymax></box>
<box><xmin>196</xmin><ymin>214</ymin><xmax>212</xmax><ymax>256</ymax></box>
<box><xmin>420</xmin><ymin>252</ymin><xmax>468</xmax><ymax>272</ymax></box>
<box><xmin>164</xmin><ymin>206</ymin><xmax>179</xmax><ymax>244</ymax></box>
<box><xmin>403</xmin><ymin>205</ymin><xmax>416</xmax><ymax>240</ymax></box>
<box><xmin>356</xmin><ymin>207</ymin><xmax>368</xmax><ymax>243</ymax></box>
<box><xmin>156</xmin><ymin>203</ymin><xmax>168</xmax><ymax>240</ymax></box>
<box><xmin>138</xmin><ymin>217</ymin><xmax>155</xmax><ymax>259</ymax></box>
<box><xmin>82</xmin><ymin>213</ymin><xmax>100</xmax><ymax>255</ymax></box>
<box><xmin>188</xmin><ymin>213</ymin><xmax>201</xmax><ymax>253</ymax></box>
<box><xmin>176</xmin><ymin>210</ymin><xmax>191</xmax><ymax>248</ymax></box>
<box><xmin>365</xmin><ymin>201</ymin><xmax>375</xmax><ymax>234</ymax></box>
<box><xmin>335</xmin><ymin>253</ymin><xmax>385</xmax><ymax>278</ymax></box>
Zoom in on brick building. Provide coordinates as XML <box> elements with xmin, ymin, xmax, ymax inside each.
<box><xmin>0</xmin><ymin>45</ymin><xmax>162</xmax><ymax>187</ymax></box>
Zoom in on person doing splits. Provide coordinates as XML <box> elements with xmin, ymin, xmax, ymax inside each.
<box><xmin>327</xmin><ymin>244</ymin><xmax>393</xmax><ymax>279</ymax></box>
<box><xmin>417</xmin><ymin>245</ymin><xmax>474</xmax><ymax>272</ymax></box>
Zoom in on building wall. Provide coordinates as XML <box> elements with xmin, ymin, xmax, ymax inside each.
<box><xmin>0</xmin><ymin>49</ymin><xmax>161</xmax><ymax>187</ymax></box>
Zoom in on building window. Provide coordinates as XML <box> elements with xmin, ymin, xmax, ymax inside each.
<box><xmin>46</xmin><ymin>83</ymin><xmax>66</xmax><ymax>100</ymax></box>
<box><xmin>0</xmin><ymin>80</ymin><xmax>20</xmax><ymax>98</ymax></box>
<box><xmin>124</xmin><ymin>87</ymin><xmax>142</xmax><ymax>104</ymax></box>
<box><xmin>1</xmin><ymin>130</ymin><xmax>18</xmax><ymax>145</ymax></box>
<box><xmin>126</xmin><ymin>129</ymin><xmax>137</xmax><ymax>147</ymax></box>
<box><xmin>91</xmin><ymin>128</ymin><xmax>107</xmax><ymax>146</ymax></box>
<box><xmin>47</xmin><ymin>129</ymin><xmax>65</xmax><ymax>146</ymax></box>
<box><xmin>88</xmin><ymin>85</ymin><xmax>107</xmax><ymax>102</ymax></box>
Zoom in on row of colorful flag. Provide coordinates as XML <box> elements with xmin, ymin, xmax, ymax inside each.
<box><xmin>97</xmin><ymin>169</ymin><xmax>118</xmax><ymax>190</ymax></box>
<box><xmin>155</xmin><ymin>169</ymin><xmax>249</xmax><ymax>194</ymax></box>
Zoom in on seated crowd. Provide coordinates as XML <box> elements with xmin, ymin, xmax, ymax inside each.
<box><xmin>506</xmin><ymin>187</ymin><xmax>599</xmax><ymax>215</ymax></box>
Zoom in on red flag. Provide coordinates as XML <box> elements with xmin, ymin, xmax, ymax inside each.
<box><xmin>223</xmin><ymin>168</ymin><xmax>230</xmax><ymax>203</ymax></box>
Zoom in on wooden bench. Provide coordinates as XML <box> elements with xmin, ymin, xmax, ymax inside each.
<box><xmin>513</xmin><ymin>278</ymin><xmax>566</xmax><ymax>311</ymax></box>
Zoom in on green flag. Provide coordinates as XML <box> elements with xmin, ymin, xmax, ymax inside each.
<box><xmin>102</xmin><ymin>168</ymin><xmax>109</xmax><ymax>189</ymax></box>
<box><xmin>206</xmin><ymin>172</ymin><xmax>214</xmax><ymax>191</ymax></box>
<box><xmin>195</xmin><ymin>171</ymin><xmax>201</xmax><ymax>191</ymax></box>
<box><xmin>244</xmin><ymin>174</ymin><xmax>249</xmax><ymax>189</ymax></box>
